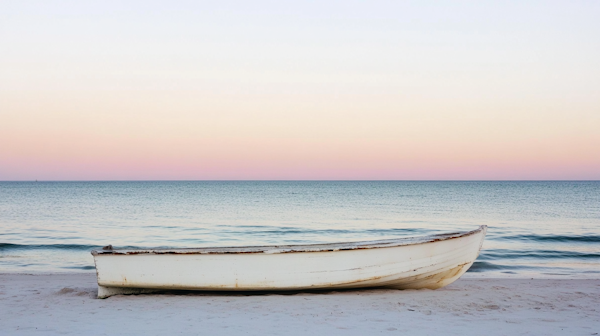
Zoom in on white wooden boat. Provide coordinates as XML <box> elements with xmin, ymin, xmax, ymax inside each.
<box><xmin>92</xmin><ymin>225</ymin><xmax>487</xmax><ymax>298</ymax></box>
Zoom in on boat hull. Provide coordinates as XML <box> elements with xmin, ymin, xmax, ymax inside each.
<box><xmin>93</xmin><ymin>226</ymin><xmax>486</xmax><ymax>298</ymax></box>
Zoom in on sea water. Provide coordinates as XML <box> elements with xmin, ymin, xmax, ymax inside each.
<box><xmin>1</xmin><ymin>181</ymin><xmax>598</xmax><ymax>277</ymax></box>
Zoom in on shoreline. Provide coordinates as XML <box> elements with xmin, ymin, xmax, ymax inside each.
<box><xmin>1</xmin><ymin>273</ymin><xmax>598</xmax><ymax>335</ymax></box>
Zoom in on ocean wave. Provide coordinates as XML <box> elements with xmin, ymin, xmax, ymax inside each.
<box><xmin>61</xmin><ymin>265</ymin><xmax>96</xmax><ymax>270</ymax></box>
<box><xmin>0</xmin><ymin>243</ymin><xmax>134</xmax><ymax>251</ymax></box>
<box><xmin>479</xmin><ymin>249</ymin><xmax>600</xmax><ymax>260</ymax></box>
<box><xmin>495</xmin><ymin>234</ymin><xmax>600</xmax><ymax>243</ymax></box>
<box><xmin>467</xmin><ymin>261</ymin><xmax>532</xmax><ymax>272</ymax></box>
<box><xmin>218</xmin><ymin>228</ymin><xmax>429</xmax><ymax>236</ymax></box>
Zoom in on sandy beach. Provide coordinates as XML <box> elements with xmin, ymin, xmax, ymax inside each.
<box><xmin>0</xmin><ymin>273</ymin><xmax>598</xmax><ymax>335</ymax></box>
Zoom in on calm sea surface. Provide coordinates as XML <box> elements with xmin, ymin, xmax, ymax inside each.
<box><xmin>1</xmin><ymin>181</ymin><xmax>598</xmax><ymax>277</ymax></box>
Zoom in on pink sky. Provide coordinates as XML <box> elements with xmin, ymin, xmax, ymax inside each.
<box><xmin>2</xmin><ymin>90</ymin><xmax>598</xmax><ymax>180</ymax></box>
<box><xmin>1</xmin><ymin>2</ymin><xmax>599</xmax><ymax>180</ymax></box>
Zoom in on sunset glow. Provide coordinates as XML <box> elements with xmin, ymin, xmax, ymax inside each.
<box><xmin>1</xmin><ymin>1</ymin><xmax>599</xmax><ymax>180</ymax></box>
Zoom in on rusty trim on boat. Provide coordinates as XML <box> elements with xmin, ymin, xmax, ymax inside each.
<box><xmin>91</xmin><ymin>225</ymin><xmax>487</xmax><ymax>256</ymax></box>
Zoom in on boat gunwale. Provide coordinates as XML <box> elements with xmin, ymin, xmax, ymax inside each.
<box><xmin>91</xmin><ymin>225</ymin><xmax>487</xmax><ymax>256</ymax></box>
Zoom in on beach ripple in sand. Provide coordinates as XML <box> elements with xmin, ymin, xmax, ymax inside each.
<box><xmin>0</xmin><ymin>273</ymin><xmax>598</xmax><ymax>335</ymax></box>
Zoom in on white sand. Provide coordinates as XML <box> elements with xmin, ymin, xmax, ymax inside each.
<box><xmin>0</xmin><ymin>273</ymin><xmax>598</xmax><ymax>335</ymax></box>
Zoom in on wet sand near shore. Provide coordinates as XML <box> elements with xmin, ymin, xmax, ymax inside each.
<box><xmin>0</xmin><ymin>273</ymin><xmax>598</xmax><ymax>335</ymax></box>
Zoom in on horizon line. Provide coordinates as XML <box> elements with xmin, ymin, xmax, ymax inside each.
<box><xmin>1</xmin><ymin>179</ymin><xmax>599</xmax><ymax>182</ymax></box>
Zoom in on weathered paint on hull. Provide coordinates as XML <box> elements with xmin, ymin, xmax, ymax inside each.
<box><xmin>93</xmin><ymin>226</ymin><xmax>486</xmax><ymax>298</ymax></box>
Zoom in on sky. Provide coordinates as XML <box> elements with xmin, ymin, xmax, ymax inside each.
<box><xmin>1</xmin><ymin>1</ymin><xmax>599</xmax><ymax>180</ymax></box>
